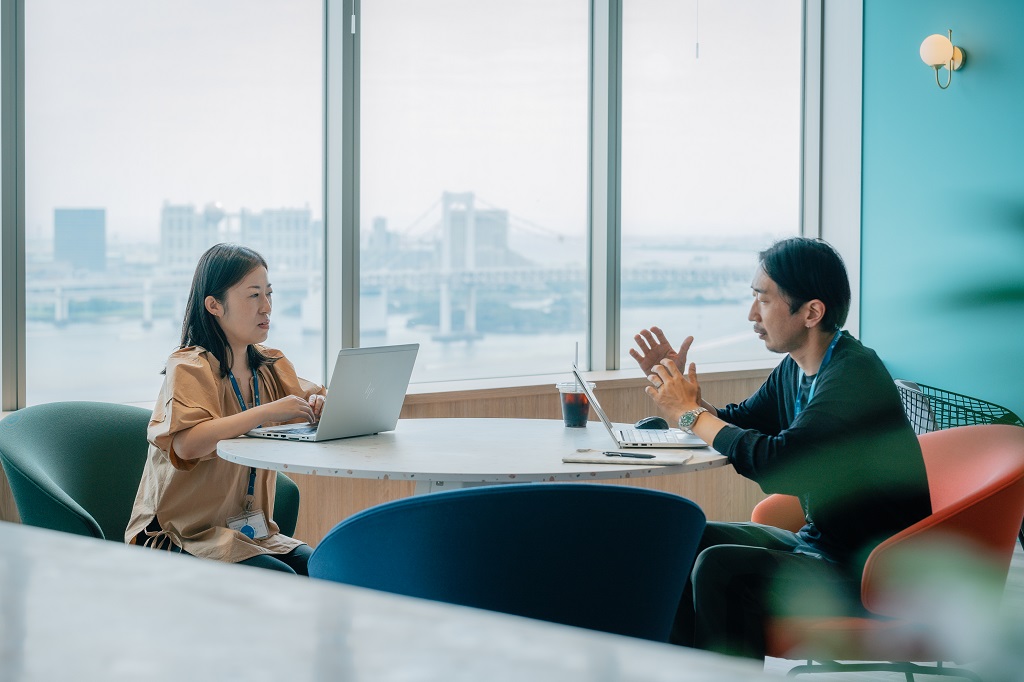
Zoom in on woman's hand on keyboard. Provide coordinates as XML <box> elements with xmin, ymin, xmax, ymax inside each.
<box><xmin>257</xmin><ymin>395</ymin><xmax>317</xmax><ymax>425</ymax></box>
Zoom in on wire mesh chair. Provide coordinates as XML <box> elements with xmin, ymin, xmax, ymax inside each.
<box><xmin>895</xmin><ymin>380</ymin><xmax>1024</xmax><ymax>435</ymax></box>
<box><xmin>895</xmin><ymin>379</ymin><xmax>1024</xmax><ymax>549</ymax></box>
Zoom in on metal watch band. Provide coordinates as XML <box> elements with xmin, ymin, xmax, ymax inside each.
<box><xmin>678</xmin><ymin>407</ymin><xmax>708</xmax><ymax>433</ymax></box>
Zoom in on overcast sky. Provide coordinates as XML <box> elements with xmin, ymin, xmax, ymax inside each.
<box><xmin>25</xmin><ymin>1</ymin><xmax>322</xmax><ymax>243</ymax></box>
<box><xmin>25</xmin><ymin>0</ymin><xmax>800</xmax><ymax>245</ymax></box>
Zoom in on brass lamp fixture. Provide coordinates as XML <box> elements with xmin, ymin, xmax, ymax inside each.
<box><xmin>920</xmin><ymin>29</ymin><xmax>966</xmax><ymax>90</ymax></box>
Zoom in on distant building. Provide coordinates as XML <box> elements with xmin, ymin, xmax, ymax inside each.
<box><xmin>54</xmin><ymin>208</ymin><xmax>106</xmax><ymax>272</ymax></box>
<box><xmin>159</xmin><ymin>202</ymin><xmax>318</xmax><ymax>274</ymax></box>
<box><xmin>363</xmin><ymin>216</ymin><xmax>432</xmax><ymax>270</ymax></box>
<box><xmin>160</xmin><ymin>202</ymin><xmax>224</xmax><ymax>273</ymax></box>
<box><xmin>240</xmin><ymin>207</ymin><xmax>315</xmax><ymax>272</ymax></box>
<box><xmin>366</xmin><ymin>216</ymin><xmax>398</xmax><ymax>254</ymax></box>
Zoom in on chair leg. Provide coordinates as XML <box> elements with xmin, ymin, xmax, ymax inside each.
<box><xmin>784</xmin><ymin>660</ymin><xmax>981</xmax><ymax>682</ymax></box>
<box><xmin>1018</xmin><ymin>523</ymin><xmax>1024</xmax><ymax>551</ymax></box>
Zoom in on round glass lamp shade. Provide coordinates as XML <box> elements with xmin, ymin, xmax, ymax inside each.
<box><xmin>920</xmin><ymin>34</ymin><xmax>954</xmax><ymax>67</ymax></box>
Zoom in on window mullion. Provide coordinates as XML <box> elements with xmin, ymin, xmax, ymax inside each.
<box><xmin>801</xmin><ymin>0</ymin><xmax>823</xmax><ymax>239</ymax></box>
<box><xmin>324</xmin><ymin>0</ymin><xmax>360</xmax><ymax>381</ymax></box>
<box><xmin>1</xmin><ymin>0</ymin><xmax>25</xmax><ymax>411</ymax></box>
<box><xmin>588</xmin><ymin>0</ymin><xmax>622</xmax><ymax>371</ymax></box>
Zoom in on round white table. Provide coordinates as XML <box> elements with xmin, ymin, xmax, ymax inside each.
<box><xmin>217</xmin><ymin>417</ymin><xmax>727</xmax><ymax>494</ymax></box>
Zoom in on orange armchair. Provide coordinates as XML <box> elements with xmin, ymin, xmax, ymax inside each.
<box><xmin>751</xmin><ymin>490</ymin><xmax>805</xmax><ymax>532</ymax></box>
<box><xmin>752</xmin><ymin>425</ymin><xmax>1024</xmax><ymax>681</ymax></box>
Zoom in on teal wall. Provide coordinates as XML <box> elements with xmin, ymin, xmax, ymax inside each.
<box><xmin>861</xmin><ymin>0</ymin><xmax>1024</xmax><ymax>419</ymax></box>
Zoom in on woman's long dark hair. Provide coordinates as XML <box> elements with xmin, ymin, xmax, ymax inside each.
<box><xmin>177</xmin><ymin>243</ymin><xmax>277</xmax><ymax>377</ymax></box>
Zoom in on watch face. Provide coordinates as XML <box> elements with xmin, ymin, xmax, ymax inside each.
<box><xmin>679</xmin><ymin>408</ymin><xmax>704</xmax><ymax>430</ymax></box>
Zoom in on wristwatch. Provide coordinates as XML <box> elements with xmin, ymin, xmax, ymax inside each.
<box><xmin>678</xmin><ymin>407</ymin><xmax>708</xmax><ymax>433</ymax></box>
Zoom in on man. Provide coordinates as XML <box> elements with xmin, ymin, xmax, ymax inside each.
<box><xmin>632</xmin><ymin>237</ymin><xmax>930</xmax><ymax>659</ymax></box>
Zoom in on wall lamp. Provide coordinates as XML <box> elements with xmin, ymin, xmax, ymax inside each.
<box><xmin>920</xmin><ymin>29</ymin><xmax>965</xmax><ymax>90</ymax></box>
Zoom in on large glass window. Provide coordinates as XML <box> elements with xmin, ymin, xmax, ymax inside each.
<box><xmin>620</xmin><ymin>0</ymin><xmax>803</xmax><ymax>367</ymax></box>
<box><xmin>6</xmin><ymin>1</ymin><xmax>814</xmax><ymax>407</ymax></box>
<box><xmin>360</xmin><ymin>0</ymin><xmax>590</xmax><ymax>383</ymax></box>
<box><xmin>24</xmin><ymin>1</ymin><xmax>322</xmax><ymax>404</ymax></box>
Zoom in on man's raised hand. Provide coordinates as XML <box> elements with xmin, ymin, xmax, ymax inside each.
<box><xmin>629</xmin><ymin>327</ymin><xmax>694</xmax><ymax>376</ymax></box>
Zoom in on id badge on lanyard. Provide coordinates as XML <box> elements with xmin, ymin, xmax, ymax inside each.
<box><xmin>227</xmin><ymin>369</ymin><xmax>269</xmax><ymax>540</ymax></box>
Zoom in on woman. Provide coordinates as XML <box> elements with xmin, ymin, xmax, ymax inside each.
<box><xmin>125</xmin><ymin>243</ymin><xmax>326</xmax><ymax>575</ymax></box>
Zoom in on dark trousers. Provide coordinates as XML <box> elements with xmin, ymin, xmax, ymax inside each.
<box><xmin>238</xmin><ymin>544</ymin><xmax>313</xmax><ymax>576</ymax></box>
<box><xmin>671</xmin><ymin>522</ymin><xmax>861</xmax><ymax>660</ymax></box>
<box><xmin>162</xmin><ymin>541</ymin><xmax>313</xmax><ymax>576</ymax></box>
<box><xmin>137</xmin><ymin>520</ymin><xmax>312</xmax><ymax>576</ymax></box>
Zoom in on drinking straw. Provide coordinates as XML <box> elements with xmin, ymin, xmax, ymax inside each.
<box><xmin>574</xmin><ymin>341</ymin><xmax>580</xmax><ymax>391</ymax></box>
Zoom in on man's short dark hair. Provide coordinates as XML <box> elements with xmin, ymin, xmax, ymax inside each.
<box><xmin>758</xmin><ymin>237</ymin><xmax>851</xmax><ymax>331</ymax></box>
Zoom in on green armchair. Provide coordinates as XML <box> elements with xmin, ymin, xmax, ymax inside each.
<box><xmin>0</xmin><ymin>401</ymin><xmax>300</xmax><ymax>541</ymax></box>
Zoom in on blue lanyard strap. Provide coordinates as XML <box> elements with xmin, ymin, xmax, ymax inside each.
<box><xmin>227</xmin><ymin>369</ymin><xmax>260</xmax><ymax>412</ymax></box>
<box><xmin>245</xmin><ymin>466</ymin><xmax>257</xmax><ymax>500</ymax></box>
<box><xmin>227</xmin><ymin>368</ymin><xmax>261</xmax><ymax>508</ymax></box>
<box><xmin>795</xmin><ymin>330</ymin><xmax>843</xmax><ymax>416</ymax></box>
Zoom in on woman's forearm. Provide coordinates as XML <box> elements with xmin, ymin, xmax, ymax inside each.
<box><xmin>171</xmin><ymin>409</ymin><xmax>268</xmax><ymax>461</ymax></box>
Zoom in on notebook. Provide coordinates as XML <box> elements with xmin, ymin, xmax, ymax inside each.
<box><xmin>247</xmin><ymin>344</ymin><xmax>419</xmax><ymax>442</ymax></box>
<box><xmin>562</xmin><ymin>451</ymin><xmax>693</xmax><ymax>466</ymax></box>
<box><xmin>571</xmin><ymin>366</ymin><xmax>707</xmax><ymax>449</ymax></box>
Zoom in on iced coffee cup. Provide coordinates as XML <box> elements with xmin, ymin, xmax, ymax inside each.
<box><xmin>556</xmin><ymin>381</ymin><xmax>596</xmax><ymax>428</ymax></box>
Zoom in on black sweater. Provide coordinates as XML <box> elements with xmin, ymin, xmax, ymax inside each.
<box><xmin>712</xmin><ymin>332</ymin><xmax>931</xmax><ymax>570</ymax></box>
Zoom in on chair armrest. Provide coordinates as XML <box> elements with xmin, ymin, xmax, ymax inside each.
<box><xmin>0</xmin><ymin>452</ymin><xmax>104</xmax><ymax>539</ymax></box>
<box><xmin>751</xmin><ymin>494</ymin><xmax>805</xmax><ymax>533</ymax></box>
<box><xmin>861</xmin><ymin>476</ymin><xmax>1024</xmax><ymax>618</ymax></box>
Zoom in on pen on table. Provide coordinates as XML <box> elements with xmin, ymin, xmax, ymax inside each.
<box><xmin>603</xmin><ymin>451</ymin><xmax>656</xmax><ymax>459</ymax></box>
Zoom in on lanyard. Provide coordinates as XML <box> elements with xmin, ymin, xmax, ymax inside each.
<box><xmin>794</xmin><ymin>330</ymin><xmax>843</xmax><ymax>416</ymax></box>
<box><xmin>227</xmin><ymin>369</ymin><xmax>261</xmax><ymax>508</ymax></box>
<box><xmin>227</xmin><ymin>369</ymin><xmax>260</xmax><ymax>413</ymax></box>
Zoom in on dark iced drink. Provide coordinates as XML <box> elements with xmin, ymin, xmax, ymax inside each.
<box><xmin>556</xmin><ymin>381</ymin><xmax>595</xmax><ymax>427</ymax></box>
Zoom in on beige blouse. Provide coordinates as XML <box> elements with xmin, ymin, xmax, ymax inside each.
<box><xmin>125</xmin><ymin>345</ymin><xmax>326</xmax><ymax>563</ymax></box>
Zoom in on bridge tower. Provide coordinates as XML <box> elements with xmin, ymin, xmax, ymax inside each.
<box><xmin>435</xmin><ymin>191</ymin><xmax>482</xmax><ymax>342</ymax></box>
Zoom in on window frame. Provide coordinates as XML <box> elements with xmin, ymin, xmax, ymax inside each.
<box><xmin>0</xmin><ymin>0</ymin><xmax>24</xmax><ymax>411</ymax></box>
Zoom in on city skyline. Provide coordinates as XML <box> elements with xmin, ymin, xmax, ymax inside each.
<box><xmin>27</xmin><ymin>193</ymin><xmax>785</xmax><ymax>254</ymax></box>
<box><xmin>20</xmin><ymin>186</ymin><xmax>776</xmax><ymax>403</ymax></box>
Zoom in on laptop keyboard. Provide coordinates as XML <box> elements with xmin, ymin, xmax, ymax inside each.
<box><xmin>274</xmin><ymin>424</ymin><xmax>317</xmax><ymax>435</ymax></box>
<box><xmin>621</xmin><ymin>428</ymin><xmax>678</xmax><ymax>444</ymax></box>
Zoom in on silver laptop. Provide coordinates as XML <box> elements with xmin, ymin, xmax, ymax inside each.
<box><xmin>572</xmin><ymin>367</ymin><xmax>706</xmax><ymax>449</ymax></box>
<box><xmin>247</xmin><ymin>344</ymin><xmax>419</xmax><ymax>442</ymax></box>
